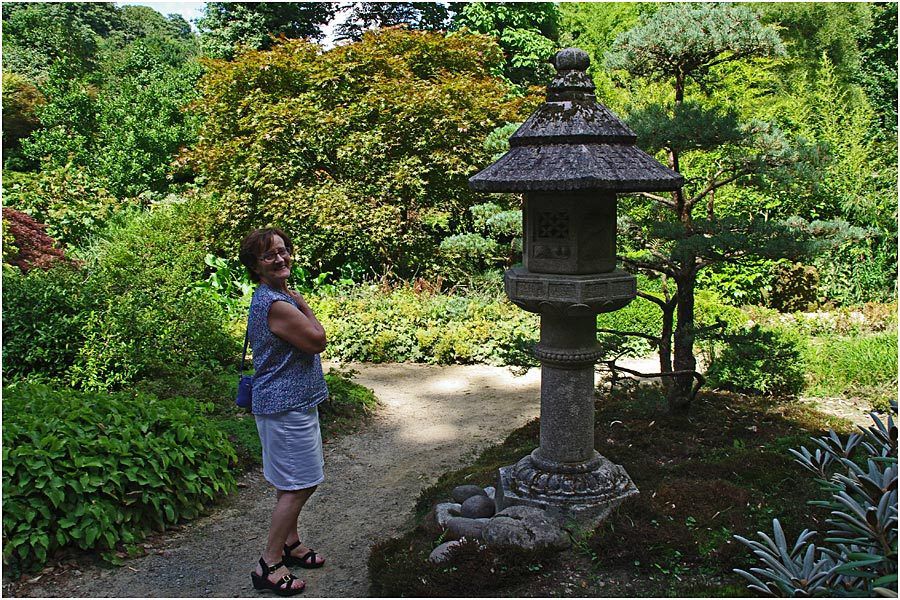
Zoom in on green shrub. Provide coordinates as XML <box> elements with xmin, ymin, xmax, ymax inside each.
<box><xmin>2</xmin><ymin>71</ymin><xmax>45</xmax><ymax>162</ymax></box>
<box><xmin>743</xmin><ymin>302</ymin><xmax>898</xmax><ymax>337</ymax></box>
<box><xmin>696</xmin><ymin>258</ymin><xmax>778</xmax><ymax>306</ymax></box>
<box><xmin>2</xmin><ymin>165</ymin><xmax>123</xmax><ymax>250</ymax></box>
<box><xmin>705</xmin><ymin>325</ymin><xmax>806</xmax><ymax>396</ymax></box>
<box><xmin>803</xmin><ymin>332</ymin><xmax>898</xmax><ymax>409</ymax></box>
<box><xmin>314</xmin><ymin>285</ymin><xmax>539</xmax><ymax>366</ymax></box>
<box><xmin>2</xmin><ymin>383</ymin><xmax>237</xmax><ymax>574</ymax></box>
<box><xmin>187</xmin><ymin>30</ymin><xmax>526</xmax><ymax>277</ymax></box>
<box><xmin>2</xmin><ymin>263</ymin><xmax>94</xmax><ymax>381</ymax></box>
<box><xmin>69</xmin><ymin>199</ymin><xmax>237</xmax><ymax>391</ymax></box>
<box><xmin>314</xmin><ymin>279</ymin><xmax>747</xmax><ymax>367</ymax></box>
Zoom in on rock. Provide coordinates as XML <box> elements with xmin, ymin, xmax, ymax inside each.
<box><xmin>424</xmin><ymin>502</ymin><xmax>461</xmax><ymax>534</ymax></box>
<box><xmin>483</xmin><ymin>506</ymin><xmax>571</xmax><ymax>551</ymax></box>
<box><xmin>445</xmin><ymin>517</ymin><xmax>490</xmax><ymax>541</ymax></box>
<box><xmin>451</xmin><ymin>484</ymin><xmax>487</xmax><ymax>504</ymax></box>
<box><xmin>484</xmin><ymin>486</ymin><xmax>496</xmax><ymax>500</ymax></box>
<box><xmin>460</xmin><ymin>494</ymin><xmax>495</xmax><ymax>518</ymax></box>
<box><xmin>428</xmin><ymin>540</ymin><xmax>463</xmax><ymax>564</ymax></box>
<box><xmin>422</xmin><ymin>507</ymin><xmax>442</xmax><ymax>535</ymax></box>
<box><xmin>436</xmin><ymin>502</ymin><xmax>461</xmax><ymax>526</ymax></box>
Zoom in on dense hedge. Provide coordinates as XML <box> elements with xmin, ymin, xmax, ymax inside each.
<box><xmin>704</xmin><ymin>325</ymin><xmax>807</xmax><ymax>396</ymax></box>
<box><xmin>2</xmin><ymin>198</ymin><xmax>238</xmax><ymax>391</ymax></box>
<box><xmin>2</xmin><ymin>384</ymin><xmax>237</xmax><ymax>574</ymax></box>
<box><xmin>2</xmin><ymin>263</ymin><xmax>92</xmax><ymax>381</ymax></box>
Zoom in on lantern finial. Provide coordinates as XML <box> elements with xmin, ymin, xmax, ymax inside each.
<box><xmin>548</xmin><ymin>48</ymin><xmax>594</xmax><ymax>100</ymax></box>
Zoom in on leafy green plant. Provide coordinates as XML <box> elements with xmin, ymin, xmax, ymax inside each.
<box><xmin>704</xmin><ymin>324</ymin><xmax>806</xmax><ymax>396</ymax></box>
<box><xmin>2</xmin><ymin>383</ymin><xmax>237</xmax><ymax>575</ymax></box>
<box><xmin>193</xmin><ymin>253</ymin><xmax>254</xmax><ymax>316</ymax></box>
<box><xmin>733</xmin><ymin>403</ymin><xmax>898</xmax><ymax>596</ymax></box>
<box><xmin>2</xmin><ymin>263</ymin><xmax>93</xmax><ymax>381</ymax></box>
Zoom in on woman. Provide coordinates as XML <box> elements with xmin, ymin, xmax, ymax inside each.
<box><xmin>239</xmin><ymin>228</ymin><xmax>328</xmax><ymax>596</ymax></box>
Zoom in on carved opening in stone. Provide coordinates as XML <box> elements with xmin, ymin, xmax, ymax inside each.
<box><xmin>535</xmin><ymin>211</ymin><xmax>569</xmax><ymax>240</ymax></box>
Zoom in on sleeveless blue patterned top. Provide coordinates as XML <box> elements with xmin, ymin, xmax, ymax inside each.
<box><xmin>248</xmin><ymin>284</ymin><xmax>328</xmax><ymax>415</ymax></box>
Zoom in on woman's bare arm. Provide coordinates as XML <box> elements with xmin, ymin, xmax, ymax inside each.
<box><xmin>267</xmin><ymin>294</ymin><xmax>327</xmax><ymax>354</ymax></box>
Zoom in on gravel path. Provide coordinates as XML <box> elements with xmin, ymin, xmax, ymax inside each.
<box><xmin>21</xmin><ymin>363</ymin><xmax>545</xmax><ymax>598</ymax></box>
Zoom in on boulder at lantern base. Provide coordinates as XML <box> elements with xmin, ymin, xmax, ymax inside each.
<box><xmin>482</xmin><ymin>506</ymin><xmax>571</xmax><ymax>551</ymax></box>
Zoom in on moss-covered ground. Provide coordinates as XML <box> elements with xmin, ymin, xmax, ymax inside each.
<box><xmin>368</xmin><ymin>383</ymin><xmax>857</xmax><ymax>597</ymax></box>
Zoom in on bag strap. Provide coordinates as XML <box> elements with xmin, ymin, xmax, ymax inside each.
<box><xmin>240</xmin><ymin>320</ymin><xmax>250</xmax><ymax>375</ymax></box>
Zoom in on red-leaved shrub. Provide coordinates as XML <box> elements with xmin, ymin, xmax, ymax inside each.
<box><xmin>2</xmin><ymin>207</ymin><xmax>72</xmax><ymax>272</ymax></box>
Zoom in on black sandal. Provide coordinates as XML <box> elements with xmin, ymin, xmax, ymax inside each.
<box><xmin>283</xmin><ymin>541</ymin><xmax>325</xmax><ymax>569</ymax></box>
<box><xmin>250</xmin><ymin>557</ymin><xmax>306</xmax><ymax>596</ymax></box>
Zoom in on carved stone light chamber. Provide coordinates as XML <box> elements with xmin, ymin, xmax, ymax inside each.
<box><xmin>469</xmin><ymin>47</ymin><xmax>683</xmax><ymax>525</ymax></box>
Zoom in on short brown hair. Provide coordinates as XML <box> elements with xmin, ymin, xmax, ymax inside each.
<box><xmin>239</xmin><ymin>228</ymin><xmax>293</xmax><ymax>283</ymax></box>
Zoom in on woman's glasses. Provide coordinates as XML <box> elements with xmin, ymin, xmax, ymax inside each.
<box><xmin>260</xmin><ymin>248</ymin><xmax>290</xmax><ymax>263</ymax></box>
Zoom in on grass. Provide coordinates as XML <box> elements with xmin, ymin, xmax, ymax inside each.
<box><xmin>803</xmin><ymin>332</ymin><xmax>898</xmax><ymax>410</ymax></box>
<box><xmin>368</xmin><ymin>383</ymin><xmax>858</xmax><ymax>597</ymax></box>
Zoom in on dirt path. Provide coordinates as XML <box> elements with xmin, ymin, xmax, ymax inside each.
<box><xmin>21</xmin><ymin>363</ymin><xmax>545</xmax><ymax>598</ymax></box>
<box><xmin>14</xmin><ymin>360</ymin><xmax>875</xmax><ymax>598</ymax></box>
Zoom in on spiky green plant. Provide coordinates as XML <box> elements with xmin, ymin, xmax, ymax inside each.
<box><xmin>734</xmin><ymin>403</ymin><xmax>898</xmax><ymax>596</ymax></box>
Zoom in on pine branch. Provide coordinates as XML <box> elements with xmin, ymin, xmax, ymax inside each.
<box><xmin>600</xmin><ymin>363</ymin><xmax>706</xmax><ymax>402</ymax></box>
<box><xmin>638</xmin><ymin>191</ymin><xmax>677</xmax><ymax>209</ymax></box>
<box><xmin>597</xmin><ymin>328</ymin><xmax>661</xmax><ymax>345</ymax></box>
<box><xmin>622</xmin><ymin>257</ymin><xmax>677</xmax><ymax>278</ymax></box>
<box><xmin>636</xmin><ymin>290</ymin><xmax>676</xmax><ymax>310</ymax></box>
<box><xmin>686</xmin><ymin>167</ymin><xmax>751</xmax><ymax>210</ymax></box>
<box><xmin>693</xmin><ymin>319</ymin><xmax>728</xmax><ymax>335</ymax></box>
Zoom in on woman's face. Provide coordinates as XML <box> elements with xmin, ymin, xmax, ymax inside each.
<box><xmin>255</xmin><ymin>234</ymin><xmax>291</xmax><ymax>286</ymax></box>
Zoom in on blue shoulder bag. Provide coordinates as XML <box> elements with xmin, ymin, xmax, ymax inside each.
<box><xmin>236</xmin><ymin>322</ymin><xmax>252</xmax><ymax>409</ymax></box>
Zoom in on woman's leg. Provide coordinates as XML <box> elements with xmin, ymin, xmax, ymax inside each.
<box><xmin>255</xmin><ymin>486</ymin><xmax>317</xmax><ymax>587</ymax></box>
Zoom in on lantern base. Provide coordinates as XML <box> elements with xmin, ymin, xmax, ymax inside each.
<box><xmin>495</xmin><ymin>450</ymin><xmax>638</xmax><ymax>527</ymax></box>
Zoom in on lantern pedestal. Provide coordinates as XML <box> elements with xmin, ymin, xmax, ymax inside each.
<box><xmin>496</xmin><ymin>452</ymin><xmax>638</xmax><ymax>525</ymax></box>
<box><xmin>495</xmin><ymin>277</ymin><xmax>639</xmax><ymax>525</ymax></box>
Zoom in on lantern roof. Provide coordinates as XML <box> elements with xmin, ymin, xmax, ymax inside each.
<box><xmin>469</xmin><ymin>48</ymin><xmax>683</xmax><ymax>193</ymax></box>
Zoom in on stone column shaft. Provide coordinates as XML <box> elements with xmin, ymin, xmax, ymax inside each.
<box><xmin>535</xmin><ymin>314</ymin><xmax>596</xmax><ymax>465</ymax></box>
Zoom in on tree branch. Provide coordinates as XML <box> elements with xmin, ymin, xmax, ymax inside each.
<box><xmin>622</xmin><ymin>257</ymin><xmax>677</xmax><ymax>278</ymax></box>
<box><xmin>638</xmin><ymin>191</ymin><xmax>677</xmax><ymax>209</ymax></box>
<box><xmin>597</xmin><ymin>328</ymin><xmax>661</xmax><ymax>345</ymax></box>
<box><xmin>599</xmin><ymin>363</ymin><xmax>706</xmax><ymax>402</ymax></box>
<box><xmin>693</xmin><ymin>319</ymin><xmax>728</xmax><ymax>335</ymax></box>
<box><xmin>686</xmin><ymin>167</ymin><xmax>752</xmax><ymax>210</ymax></box>
<box><xmin>636</xmin><ymin>290</ymin><xmax>676</xmax><ymax>311</ymax></box>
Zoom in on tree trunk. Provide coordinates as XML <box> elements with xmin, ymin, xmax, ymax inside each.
<box><xmin>668</xmin><ymin>268</ymin><xmax>697</xmax><ymax>414</ymax></box>
<box><xmin>658</xmin><ymin>297</ymin><xmax>675</xmax><ymax>394</ymax></box>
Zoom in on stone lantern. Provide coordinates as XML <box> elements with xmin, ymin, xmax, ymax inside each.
<box><xmin>469</xmin><ymin>48</ymin><xmax>683</xmax><ymax>525</ymax></box>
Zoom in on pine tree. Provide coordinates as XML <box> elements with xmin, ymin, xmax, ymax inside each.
<box><xmin>605</xmin><ymin>3</ymin><xmax>816</xmax><ymax>413</ymax></box>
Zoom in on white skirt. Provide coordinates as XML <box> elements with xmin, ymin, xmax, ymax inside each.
<box><xmin>255</xmin><ymin>406</ymin><xmax>325</xmax><ymax>491</ymax></box>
